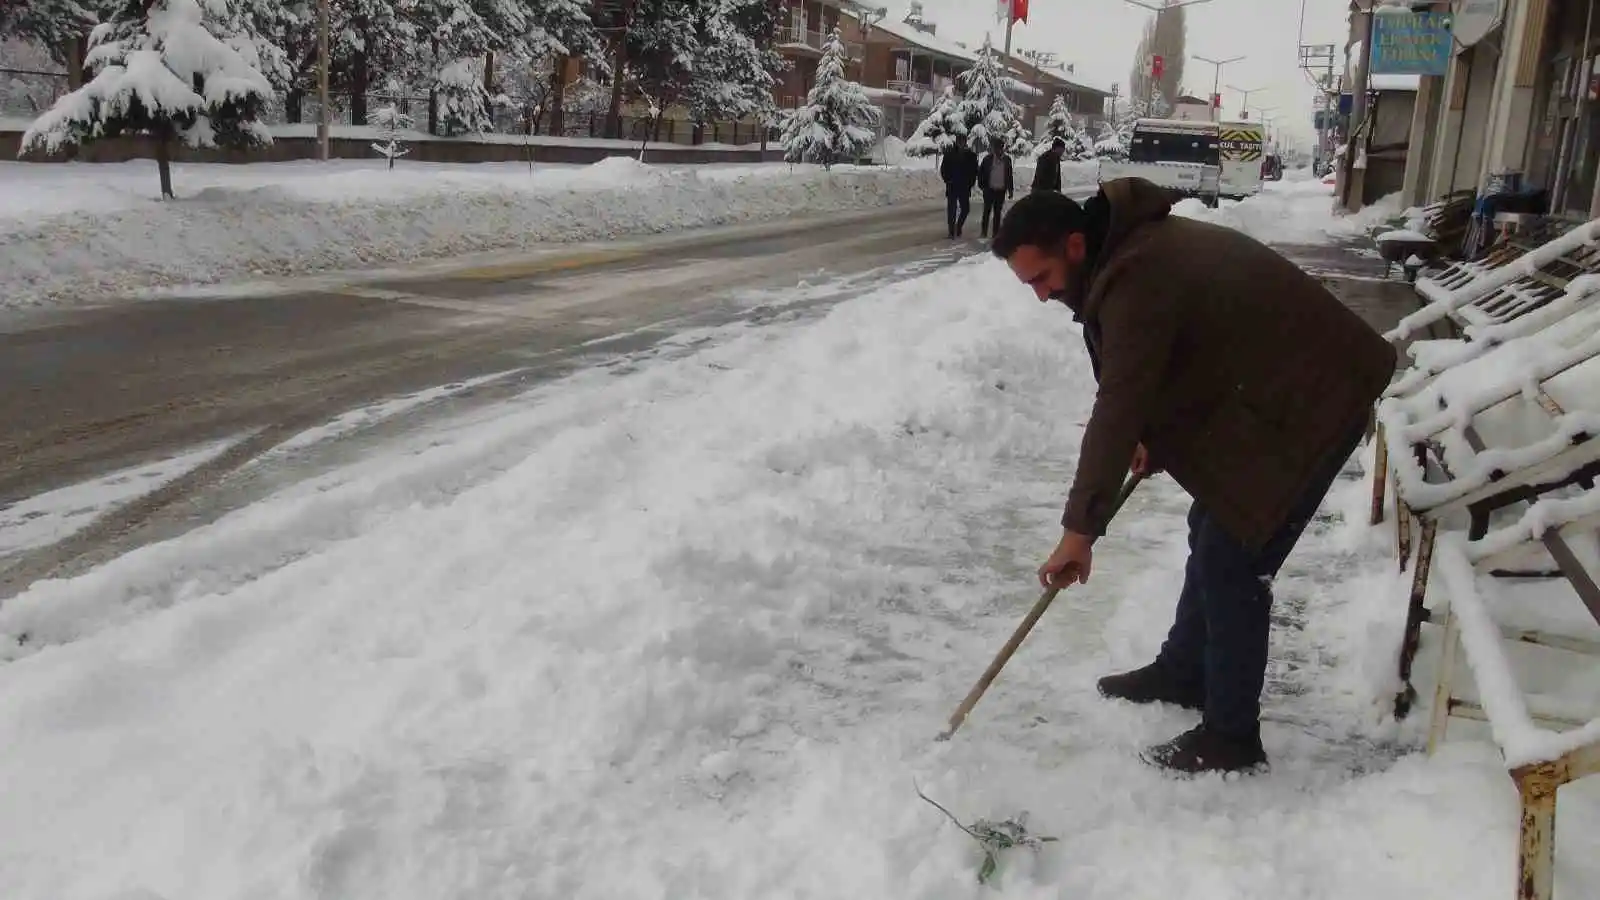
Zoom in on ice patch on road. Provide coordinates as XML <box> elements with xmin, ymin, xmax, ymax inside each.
<box><xmin>0</xmin><ymin>438</ymin><xmax>239</xmax><ymax>562</ymax></box>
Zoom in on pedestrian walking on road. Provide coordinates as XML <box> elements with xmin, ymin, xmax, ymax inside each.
<box><xmin>1031</xmin><ymin>137</ymin><xmax>1065</xmax><ymax>194</ymax></box>
<box><xmin>978</xmin><ymin>137</ymin><xmax>1014</xmax><ymax>239</ymax></box>
<box><xmin>940</xmin><ymin>135</ymin><xmax>980</xmax><ymax>238</ymax></box>
<box><xmin>989</xmin><ymin>178</ymin><xmax>1397</xmax><ymax>777</ymax></box>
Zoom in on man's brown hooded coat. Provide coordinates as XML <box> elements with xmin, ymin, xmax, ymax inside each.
<box><xmin>1060</xmin><ymin>178</ymin><xmax>1398</xmax><ymax>550</ymax></box>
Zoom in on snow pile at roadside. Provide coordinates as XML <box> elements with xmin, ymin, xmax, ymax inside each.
<box><xmin>0</xmin><ymin>157</ymin><xmax>946</xmax><ymax>310</ymax></box>
<box><xmin>1062</xmin><ymin>158</ymin><xmax>1100</xmax><ymax>186</ymax></box>
<box><xmin>0</xmin><ymin>254</ymin><xmax>1593</xmax><ymax>899</ymax></box>
<box><xmin>1172</xmin><ymin>177</ymin><xmax>1402</xmax><ymax>245</ymax></box>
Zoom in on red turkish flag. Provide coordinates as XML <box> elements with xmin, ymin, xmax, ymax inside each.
<box><xmin>1212</xmin><ymin>93</ymin><xmax>1221</xmax><ymax>108</ymax></box>
<box><xmin>1012</xmin><ymin>0</ymin><xmax>1029</xmax><ymax>23</ymax></box>
<box><xmin>1151</xmin><ymin>55</ymin><xmax>1164</xmax><ymax>79</ymax></box>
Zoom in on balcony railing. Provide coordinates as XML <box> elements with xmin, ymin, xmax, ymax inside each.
<box><xmin>778</xmin><ymin>25</ymin><xmax>862</xmax><ymax>59</ymax></box>
<box><xmin>886</xmin><ymin>73</ymin><xmax>960</xmax><ymax>108</ymax></box>
<box><xmin>886</xmin><ymin>79</ymin><xmax>934</xmax><ymax>107</ymax></box>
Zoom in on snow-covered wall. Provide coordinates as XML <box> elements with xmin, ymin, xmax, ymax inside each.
<box><xmin>1</xmin><ymin>120</ymin><xmax>783</xmax><ymax>166</ymax></box>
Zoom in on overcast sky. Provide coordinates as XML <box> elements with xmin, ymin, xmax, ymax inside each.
<box><xmin>907</xmin><ymin>0</ymin><xmax>1350</xmax><ymax>149</ymax></box>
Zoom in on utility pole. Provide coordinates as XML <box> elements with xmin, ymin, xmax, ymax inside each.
<box><xmin>1298</xmin><ymin>42</ymin><xmax>1337</xmax><ymax>173</ymax></box>
<box><xmin>1339</xmin><ymin>0</ymin><xmax>1377</xmax><ymax>211</ymax></box>
<box><xmin>317</xmin><ymin>0</ymin><xmax>330</xmax><ymax>161</ymax></box>
<box><xmin>1193</xmin><ymin>54</ymin><xmax>1244</xmax><ymax>121</ymax></box>
<box><xmin>1021</xmin><ymin>48</ymin><xmax>1061</xmax><ymax>126</ymax></box>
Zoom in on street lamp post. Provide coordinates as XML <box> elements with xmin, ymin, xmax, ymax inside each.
<box><xmin>1249</xmin><ymin>104</ymin><xmax>1279</xmax><ymax>125</ymax></box>
<box><xmin>1226</xmin><ymin>83</ymin><xmax>1263</xmax><ymax>118</ymax></box>
<box><xmin>1249</xmin><ymin>105</ymin><xmax>1278</xmax><ymax>141</ymax></box>
<box><xmin>1193</xmin><ymin>54</ymin><xmax>1243</xmax><ymax>121</ymax></box>
<box><xmin>1122</xmin><ymin>0</ymin><xmax>1216</xmax><ymax>111</ymax></box>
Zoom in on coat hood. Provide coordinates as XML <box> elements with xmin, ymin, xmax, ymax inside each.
<box><xmin>1096</xmin><ymin>177</ymin><xmax>1175</xmax><ymax>265</ymax></box>
<box><xmin>1063</xmin><ymin>177</ymin><xmax>1175</xmax><ymax>319</ymax></box>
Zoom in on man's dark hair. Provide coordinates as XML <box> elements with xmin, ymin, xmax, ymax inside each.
<box><xmin>1052</xmin><ymin>137</ymin><xmax>1065</xmax><ymax>148</ymax></box>
<box><xmin>991</xmin><ymin>191</ymin><xmax>1089</xmax><ymax>260</ymax></box>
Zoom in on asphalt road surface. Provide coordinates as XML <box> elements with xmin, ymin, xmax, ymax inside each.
<box><xmin>0</xmin><ymin>196</ymin><xmax>1418</xmax><ymax>601</ymax></box>
<box><xmin>0</xmin><ymin>201</ymin><xmax>996</xmax><ymax>596</ymax></box>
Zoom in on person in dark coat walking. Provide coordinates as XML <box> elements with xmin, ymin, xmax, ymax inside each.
<box><xmin>939</xmin><ymin>135</ymin><xmax>980</xmax><ymax>238</ymax></box>
<box><xmin>990</xmin><ymin>178</ymin><xmax>1397</xmax><ymax>777</ymax></box>
<box><xmin>977</xmin><ymin>137</ymin><xmax>1015</xmax><ymax>238</ymax></box>
<box><xmin>1031</xmin><ymin>137</ymin><xmax>1066</xmax><ymax>194</ymax></box>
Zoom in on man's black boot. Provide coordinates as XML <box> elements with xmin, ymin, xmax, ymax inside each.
<box><xmin>1140</xmin><ymin>723</ymin><xmax>1268</xmax><ymax>776</ymax></box>
<box><xmin>1096</xmin><ymin>661</ymin><xmax>1205</xmax><ymax>711</ymax></box>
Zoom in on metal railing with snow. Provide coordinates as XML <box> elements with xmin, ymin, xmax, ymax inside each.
<box><xmin>1366</xmin><ymin>221</ymin><xmax>1600</xmax><ymax>900</ymax></box>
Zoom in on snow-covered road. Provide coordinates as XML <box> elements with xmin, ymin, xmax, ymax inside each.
<box><xmin>0</xmin><ymin>179</ymin><xmax>1595</xmax><ymax>899</ymax></box>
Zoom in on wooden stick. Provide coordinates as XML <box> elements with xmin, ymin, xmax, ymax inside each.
<box><xmin>936</xmin><ymin>474</ymin><xmax>1147</xmax><ymax>742</ymax></box>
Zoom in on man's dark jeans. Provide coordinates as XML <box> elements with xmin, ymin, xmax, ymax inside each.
<box><xmin>1154</xmin><ymin>421</ymin><xmax>1366</xmax><ymax>737</ymax></box>
<box><xmin>980</xmin><ymin>188</ymin><xmax>1007</xmax><ymax>235</ymax></box>
<box><xmin>946</xmin><ymin>191</ymin><xmax>971</xmax><ymax>235</ymax></box>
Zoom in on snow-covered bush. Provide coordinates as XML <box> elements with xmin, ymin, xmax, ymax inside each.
<box><xmin>1093</xmin><ymin>101</ymin><xmax>1139</xmax><ymax>160</ymax></box>
<box><xmin>904</xmin><ymin>85</ymin><xmax>965</xmax><ymax>158</ymax></box>
<box><xmin>777</xmin><ymin>27</ymin><xmax>879</xmax><ymax>168</ymax></box>
<box><xmin>435</xmin><ymin>56</ymin><xmax>492</xmax><ymax>137</ymax></box>
<box><xmin>19</xmin><ymin>0</ymin><xmax>274</xmax><ymax>198</ymax></box>
<box><xmin>1034</xmin><ymin>94</ymin><xmax>1091</xmax><ymax>160</ymax></box>
<box><xmin>367</xmin><ymin>95</ymin><xmax>413</xmax><ymax>168</ymax></box>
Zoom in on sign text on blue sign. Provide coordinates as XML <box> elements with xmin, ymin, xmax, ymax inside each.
<box><xmin>1370</xmin><ymin>11</ymin><xmax>1453</xmax><ymax>76</ymax></box>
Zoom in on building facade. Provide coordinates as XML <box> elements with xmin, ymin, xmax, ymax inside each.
<box><xmin>772</xmin><ymin>0</ymin><xmax>1111</xmax><ymax>142</ymax></box>
<box><xmin>1341</xmin><ymin>0</ymin><xmax>1600</xmax><ymax>220</ymax></box>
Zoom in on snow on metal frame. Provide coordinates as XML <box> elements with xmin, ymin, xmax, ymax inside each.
<box><xmin>1389</xmin><ymin>219</ymin><xmax>1600</xmax><ymax>341</ymax></box>
<box><xmin>1385</xmin><ymin>280</ymin><xmax>1600</xmax><ymax>399</ymax></box>
<box><xmin>1435</xmin><ymin>532</ymin><xmax>1600</xmax><ymax>769</ymax></box>
<box><xmin>1375</xmin><ymin>337</ymin><xmax>1600</xmax><ymax>512</ymax></box>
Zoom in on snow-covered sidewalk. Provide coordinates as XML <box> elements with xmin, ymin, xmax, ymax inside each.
<box><xmin>1172</xmin><ymin>174</ymin><xmax>1402</xmax><ymax>245</ymax></box>
<box><xmin>0</xmin><ymin>245</ymin><xmax>1593</xmax><ymax>899</ymax></box>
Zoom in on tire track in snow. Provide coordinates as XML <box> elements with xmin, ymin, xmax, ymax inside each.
<box><xmin>0</xmin><ymin>246</ymin><xmax>977</xmax><ymax>657</ymax></box>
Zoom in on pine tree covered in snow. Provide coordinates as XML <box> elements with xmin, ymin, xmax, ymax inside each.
<box><xmin>412</xmin><ymin>0</ymin><xmax>519</xmax><ymax>59</ymax></box>
<box><xmin>684</xmin><ymin>0</ymin><xmax>783</xmax><ymax>132</ymax></box>
<box><xmin>435</xmin><ymin>56</ymin><xmax>492</xmax><ymax>135</ymax></box>
<box><xmin>1094</xmin><ymin>101</ymin><xmax>1136</xmax><ymax>159</ymax></box>
<box><xmin>1033</xmin><ymin>94</ymin><xmax>1090</xmax><ymax>159</ymax></box>
<box><xmin>777</xmin><ymin>27</ymin><xmax>878</xmax><ymax>168</ymax></box>
<box><xmin>209</xmin><ymin>0</ymin><xmax>291</xmax><ymax>91</ymax></box>
<box><xmin>954</xmin><ymin>37</ymin><xmax>1030</xmax><ymax>157</ymax></box>
<box><xmin>903</xmin><ymin>85</ymin><xmax>964</xmax><ymax>158</ymax></box>
<box><xmin>1</xmin><ymin>0</ymin><xmax>97</xmax><ymax>69</ymax></box>
<box><xmin>19</xmin><ymin>0</ymin><xmax>274</xmax><ymax>198</ymax></box>
<box><xmin>622</xmin><ymin>0</ymin><xmax>704</xmax><ymax>127</ymax></box>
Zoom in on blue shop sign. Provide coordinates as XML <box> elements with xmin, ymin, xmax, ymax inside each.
<box><xmin>1370</xmin><ymin>11</ymin><xmax>1453</xmax><ymax>76</ymax></box>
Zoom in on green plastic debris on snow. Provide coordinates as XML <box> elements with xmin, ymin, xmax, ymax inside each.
<box><xmin>914</xmin><ymin>781</ymin><xmax>1057</xmax><ymax>885</ymax></box>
